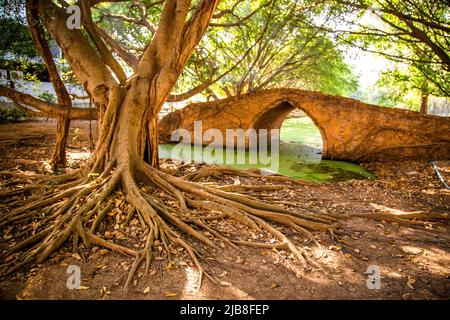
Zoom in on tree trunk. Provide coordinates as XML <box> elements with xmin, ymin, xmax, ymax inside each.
<box><xmin>27</xmin><ymin>0</ymin><xmax>73</xmax><ymax>171</ymax></box>
<box><xmin>50</xmin><ymin>116</ymin><xmax>71</xmax><ymax>170</ymax></box>
<box><xmin>420</xmin><ymin>92</ymin><xmax>429</xmax><ymax>114</ymax></box>
<box><xmin>90</xmin><ymin>78</ymin><xmax>155</xmax><ymax>174</ymax></box>
<box><xmin>147</xmin><ymin>116</ymin><xmax>160</xmax><ymax>168</ymax></box>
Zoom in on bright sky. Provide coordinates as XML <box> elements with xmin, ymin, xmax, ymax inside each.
<box><xmin>340</xmin><ymin>11</ymin><xmax>394</xmax><ymax>91</ymax></box>
<box><xmin>344</xmin><ymin>47</ymin><xmax>392</xmax><ymax>91</ymax></box>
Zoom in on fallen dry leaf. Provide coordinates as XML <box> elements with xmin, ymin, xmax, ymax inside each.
<box><xmin>407</xmin><ymin>276</ymin><xmax>416</xmax><ymax>290</ymax></box>
<box><xmin>330</xmin><ymin>272</ymin><xmax>343</xmax><ymax>280</ymax></box>
<box><xmin>165</xmin><ymin>261</ymin><xmax>176</xmax><ymax>270</ymax></box>
<box><xmin>219</xmin><ymin>271</ymin><xmax>228</xmax><ymax>277</ymax></box>
<box><xmin>98</xmin><ymin>249</ymin><xmax>109</xmax><ymax>255</ymax></box>
<box><xmin>165</xmin><ymin>293</ymin><xmax>177</xmax><ymax>298</ymax></box>
<box><xmin>71</xmin><ymin>252</ymin><xmax>81</xmax><ymax>260</ymax></box>
<box><xmin>401</xmin><ymin>246</ymin><xmax>424</xmax><ymax>255</ymax></box>
<box><xmin>329</xmin><ymin>244</ymin><xmax>342</xmax><ymax>251</ymax></box>
<box><xmin>100</xmin><ymin>287</ymin><xmax>111</xmax><ymax>296</ymax></box>
<box><xmin>115</xmin><ymin>231</ymin><xmax>126</xmax><ymax>240</ymax></box>
<box><xmin>104</xmin><ymin>231</ymin><xmax>113</xmax><ymax>239</ymax></box>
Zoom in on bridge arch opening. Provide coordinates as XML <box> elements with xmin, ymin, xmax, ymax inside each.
<box><xmin>252</xmin><ymin>101</ymin><xmax>325</xmax><ymax>160</ymax></box>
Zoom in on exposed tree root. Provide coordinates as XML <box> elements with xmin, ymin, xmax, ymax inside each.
<box><xmin>175</xmin><ymin>164</ymin><xmax>315</xmax><ymax>186</ymax></box>
<box><xmin>2</xmin><ymin>155</ymin><xmax>448</xmax><ymax>292</ymax></box>
<box><xmin>0</xmin><ymin>158</ymin><xmax>338</xmax><ymax>290</ymax></box>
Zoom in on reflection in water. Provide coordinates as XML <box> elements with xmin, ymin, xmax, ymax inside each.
<box><xmin>159</xmin><ymin>117</ymin><xmax>374</xmax><ymax>183</ymax></box>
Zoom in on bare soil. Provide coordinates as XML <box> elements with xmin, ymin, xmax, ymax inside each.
<box><xmin>0</xmin><ymin>120</ymin><xmax>449</xmax><ymax>300</ymax></box>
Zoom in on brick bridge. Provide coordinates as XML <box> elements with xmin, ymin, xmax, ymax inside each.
<box><xmin>159</xmin><ymin>89</ymin><xmax>450</xmax><ymax>162</ymax></box>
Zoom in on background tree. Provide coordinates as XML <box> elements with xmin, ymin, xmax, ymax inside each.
<box><xmin>309</xmin><ymin>0</ymin><xmax>449</xmax><ymax>111</ymax></box>
<box><xmin>365</xmin><ymin>65</ymin><xmax>434</xmax><ymax>113</ymax></box>
<box><xmin>0</xmin><ymin>0</ymin><xmax>76</xmax><ymax>169</ymax></box>
<box><xmin>177</xmin><ymin>0</ymin><xmax>359</xmax><ymax>99</ymax></box>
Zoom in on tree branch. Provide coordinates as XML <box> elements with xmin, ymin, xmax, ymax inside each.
<box><xmin>39</xmin><ymin>0</ymin><xmax>117</xmax><ymax>108</ymax></box>
<box><xmin>0</xmin><ymin>86</ymin><xmax>96</xmax><ymax>120</ymax></box>
<box><xmin>26</xmin><ymin>0</ymin><xmax>71</xmax><ymax>107</ymax></box>
<box><xmin>80</xmin><ymin>2</ymin><xmax>128</xmax><ymax>83</ymax></box>
<box><xmin>94</xmin><ymin>24</ymin><xmax>139</xmax><ymax>70</ymax></box>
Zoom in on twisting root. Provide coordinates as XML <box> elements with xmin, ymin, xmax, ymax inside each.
<box><xmin>181</xmin><ymin>165</ymin><xmax>314</xmax><ymax>186</ymax></box>
<box><xmin>1</xmin><ymin>156</ymin><xmax>342</xmax><ymax>289</ymax></box>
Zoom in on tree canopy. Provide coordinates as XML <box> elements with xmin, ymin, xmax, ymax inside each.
<box><xmin>75</xmin><ymin>0</ymin><xmax>360</xmax><ymax>100</ymax></box>
<box><xmin>310</xmin><ymin>0</ymin><xmax>449</xmax><ymax>99</ymax></box>
<box><xmin>3</xmin><ymin>0</ymin><xmax>448</xmax><ymax>105</ymax></box>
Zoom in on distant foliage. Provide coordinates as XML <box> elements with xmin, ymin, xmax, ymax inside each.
<box><xmin>38</xmin><ymin>91</ymin><xmax>56</xmax><ymax>103</ymax></box>
<box><xmin>0</xmin><ymin>18</ymin><xmax>38</xmax><ymax>59</ymax></box>
<box><xmin>321</xmin><ymin>0</ymin><xmax>450</xmax><ymax>100</ymax></box>
<box><xmin>0</xmin><ymin>107</ymin><xmax>28</xmax><ymax>123</ymax></box>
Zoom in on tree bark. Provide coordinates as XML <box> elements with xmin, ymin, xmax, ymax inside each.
<box><xmin>420</xmin><ymin>91</ymin><xmax>429</xmax><ymax>114</ymax></box>
<box><xmin>50</xmin><ymin>116</ymin><xmax>71</xmax><ymax>170</ymax></box>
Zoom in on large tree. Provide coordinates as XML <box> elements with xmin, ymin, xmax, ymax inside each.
<box><xmin>0</xmin><ymin>0</ymin><xmax>337</xmax><ymax>287</ymax></box>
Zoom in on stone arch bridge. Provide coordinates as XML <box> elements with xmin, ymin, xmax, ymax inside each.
<box><xmin>159</xmin><ymin>89</ymin><xmax>450</xmax><ymax>162</ymax></box>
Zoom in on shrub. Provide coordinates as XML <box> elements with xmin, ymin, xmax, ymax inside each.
<box><xmin>0</xmin><ymin>107</ymin><xmax>29</xmax><ymax>123</ymax></box>
<box><xmin>38</xmin><ymin>91</ymin><xmax>56</xmax><ymax>103</ymax></box>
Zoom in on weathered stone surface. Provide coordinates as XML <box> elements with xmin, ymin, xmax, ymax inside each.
<box><xmin>159</xmin><ymin>89</ymin><xmax>450</xmax><ymax>162</ymax></box>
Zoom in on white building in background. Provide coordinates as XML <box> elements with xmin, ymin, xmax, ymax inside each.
<box><xmin>0</xmin><ymin>70</ymin><xmax>87</xmax><ymax>102</ymax></box>
<box><xmin>428</xmin><ymin>96</ymin><xmax>450</xmax><ymax>117</ymax></box>
<box><xmin>0</xmin><ymin>70</ymin><xmax>89</xmax><ymax>107</ymax></box>
<box><xmin>0</xmin><ymin>42</ymin><xmax>89</xmax><ymax>108</ymax></box>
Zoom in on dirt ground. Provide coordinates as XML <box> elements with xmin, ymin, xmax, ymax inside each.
<box><xmin>0</xmin><ymin>120</ymin><xmax>449</xmax><ymax>300</ymax></box>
